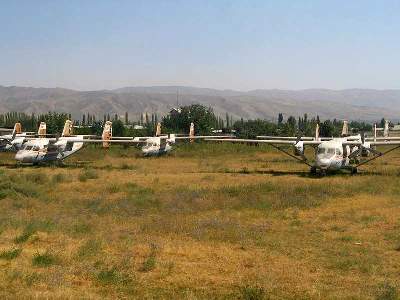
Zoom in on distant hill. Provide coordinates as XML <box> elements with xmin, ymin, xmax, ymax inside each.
<box><xmin>1</xmin><ymin>85</ymin><xmax>400</xmax><ymax>122</ymax></box>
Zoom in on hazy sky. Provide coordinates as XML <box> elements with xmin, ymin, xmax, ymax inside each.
<box><xmin>1</xmin><ymin>0</ymin><xmax>399</xmax><ymax>91</ymax></box>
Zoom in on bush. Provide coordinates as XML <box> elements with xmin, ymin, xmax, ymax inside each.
<box><xmin>14</xmin><ymin>226</ymin><xmax>36</xmax><ymax>244</ymax></box>
<box><xmin>32</xmin><ymin>251</ymin><xmax>58</xmax><ymax>267</ymax></box>
<box><xmin>0</xmin><ymin>248</ymin><xmax>22</xmax><ymax>260</ymax></box>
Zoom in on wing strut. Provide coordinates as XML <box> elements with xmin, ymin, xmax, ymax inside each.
<box><xmin>356</xmin><ymin>145</ymin><xmax>400</xmax><ymax>168</ymax></box>
<box><xmin>269</xmin><ymin>144</ymin><xmax>313</xmax><ymax>167</ymax></box>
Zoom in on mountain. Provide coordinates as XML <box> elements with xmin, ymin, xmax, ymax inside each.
<box><xmin>1</xmin><ymin>85</ymin><xmax>400</xmax><ymax>121</ymax></box>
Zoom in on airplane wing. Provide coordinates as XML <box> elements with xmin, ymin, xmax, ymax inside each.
<box><xmin>256</xmin><ymin>135</ymin><xmax>314</xmax><ymax>140</ymax></box>
<box><xmin>205</xmin><ymin>138</ymin><xmax>322</xmax><ymax>145</ymax></box>
<box><xmin>175</xmin><ymin>135</ymin><xmax>233</xmax><ymax>140</ymax></box>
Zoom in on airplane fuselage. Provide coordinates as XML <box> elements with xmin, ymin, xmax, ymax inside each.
<box><xmin>15</xmin><ymin>136</ymin><xmax>85</xmax><ymax>164</ymax></box>
<box><xmin>313</xmin><ymin>136</ymin><xmax>360</xmax><ymax>171</ymax></box>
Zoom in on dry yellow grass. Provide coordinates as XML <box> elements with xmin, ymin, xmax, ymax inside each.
<box><xmin>0</xmin><ymin>143</ymin><xmax>399</xmax><ymax>299</ymax></box>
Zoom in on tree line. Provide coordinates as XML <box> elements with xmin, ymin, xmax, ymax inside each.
<box><xmin>0</xmin><ymin>106</ymin><xmax>385</xmax><ymax>138</ymax></box>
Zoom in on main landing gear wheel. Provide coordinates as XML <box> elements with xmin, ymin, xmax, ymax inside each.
<box><xmin>351</xmin><ymin>167</ymin><xmax>358</xmax><ymax>175</ymax></box>
<box><xmin>310</xmin><ymin>166</ymin><xmax>317</xmax><ymax>175</ymax></box>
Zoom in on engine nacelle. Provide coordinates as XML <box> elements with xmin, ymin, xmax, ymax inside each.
<box><xmin>294</xmin><ymin>141</ymin><xmax>304</xmax><ymax>156</ymax></box>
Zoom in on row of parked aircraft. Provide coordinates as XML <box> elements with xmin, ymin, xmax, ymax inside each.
<box><xmin>0</xmin><ymin>120</ymin><xmax>229</xmax><ymax>164</ymax></box>
<box><xmin>1</xmin><ymin>119</ymin><xmax>400</xmax><ymax>175</ymax></box>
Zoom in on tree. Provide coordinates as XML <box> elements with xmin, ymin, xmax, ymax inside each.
<box><xmin>285</xmin><ymin>116</ymin><xmax>297</xmax><ymax>136</ymax></box>
<box><xmin>320</xmin><ymin>120</ymin><xmax>335</xmax><ymax>137</ymax></box>
<box><xmin>278</xmin><ymin>113</ymin><xmax>284</xmax><ymax>125</ymax></box>
<box><xmin>162</xmin><ymin>104</ymin><xmax>217</xmax><ymax>134</ymax></box>
<box><xmin>112</xmin><ymin>119</ymin><xmax>125</xmax><ymax>137</ymax></box>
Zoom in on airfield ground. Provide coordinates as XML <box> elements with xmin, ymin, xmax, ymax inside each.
<box><xmin>0</xmin><ymin>143</ymin><xmax>399</xmax><ymax>299</ymax></box>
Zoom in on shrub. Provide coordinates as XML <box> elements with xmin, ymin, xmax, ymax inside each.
<box><xmin>0</xmin><ymin>248</ymin><xmax>22</xmax><ymax>260</ymax></box>
<box><xmin>32</xmin><ymin>251</ymin><xmax>58</xmax><ymax>267</ymax></box>
<box><xmin>14</xmin><ymin>226</ymin><xmax>36</xmax><ymax>244</ymax></box>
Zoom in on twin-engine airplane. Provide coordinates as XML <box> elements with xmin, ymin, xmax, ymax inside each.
<box><xmin>0</xmin><ymin>122</ymin><xmax>47</xmax><ymax>151</ymax></box>
<box><xmin>207</xmin><ymin>120</ymin><xmax>400</xmax><ymax>175</ymax></box>
<box><xmin>108</xmin><ymin>122</ymin><xmax>232</xmax><ymax>156</ymax></box>
<box><xmin>14</xmin><ymin>120</ymin><xmax>112</xmax><ymax>164</ymax></box>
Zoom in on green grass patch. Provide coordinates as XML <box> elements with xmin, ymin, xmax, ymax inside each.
<box><xmin>32</xmin><ymin>251</ymin><xmax>59</xmax><ymax>267</ymax></box>
<box><xmin>239</xmin><ymin>285</ymin><xmax>267</xmax><ymax>300</ymax></box>
<box><xmin>0</xmin><ymin>248</ymin><xmax>22</xmax><ymax>260</ymax></box>
<box><xmin>78</xmin><ymin>169</ymin><xmax>99</xmax><ymax>182</ymax></box>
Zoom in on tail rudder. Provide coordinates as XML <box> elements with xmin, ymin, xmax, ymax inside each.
<box><xmin>102</xmin><ymin>121</ymin><xmax>112</xmax><ymax>148</ymax></box>
<box><xmin>62</xmin><ymin>120</ymin><xmax>73</xmax><ymax>137</ymax></box>
<box><xmin>341</xmin><ymin>120</ymin><xmax>349</xmax><ymax>137</ymax></box>
<box><xmin>38</xmin><ymin>122</ymin><xmax>46</xmax><ymax>137</ymax></box>
<box><xmin>314</xmin><ymin>123</ymin><xmax>320</xmax><ymax>141</ymax></box>
<box><xmin>12</xmin><ymin>122</ymin><xmax>22</xmax><ymax>139</ymax></box>
<box><xmin>384</xmin><ymin>119</ymin><xmax>389</xmax><ymax>137</ymax></box>
<box><xmin>189</xmin><ymin>122</ymin><xmax>195</xmax><ymax>143</ymax></box>
<box><xmin>155</xmin><ymin>122</ymin><xmax>161</xmax><ymax>137</ymax></box>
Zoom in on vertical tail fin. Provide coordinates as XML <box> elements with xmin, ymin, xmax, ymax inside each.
<box><xmin>384</xmin><ymin>120</ymin><xmax>389</xmax><ymax>137</ymax></box>
<box><xmin>62</xmin><ymin>120</ymin><xmax>73</xmax><ymax>137</ymax></box>
<box><xmin>189</xmin><ymin>122</ymin><xmax>195</xmax><ymax>143</ymax></box>
<box><xmin>155</xmin><ymin>122</ymin><xmax>161</xmax><ymax>137</ymax></box>
<box><xmin>12</xmin><ymin>123</ymin><xmax>22</xmax><ymax>139</ymax></box>
<box><xmin>102</xmin><ymin>121</ymin><xmax>112</xmax><ymax>148</ymax></box>
<box><xmin>341</xmin><ymin>120</ymin><xmax>349</xmax><ymax>136</ymax></box>
<box><xmin>38</xmin><ymin>122</ymin><xmax>46</xmax><ymax>137</ymax></box>
<box><xmin>314</xmin><ymin>123</ymin><xmax>320</xmax><ymax>141</ymax></box>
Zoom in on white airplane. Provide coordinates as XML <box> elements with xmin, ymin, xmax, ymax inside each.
<box><xmin>0</xmin><ymin>122</ymin><xmax>47</xmax><ymax>151</ymax></box>
<box><xmin>14</xmin><ymin>120</ymin><xmax>112</xmax><ymax>164</ymax></box>
<box><xmin>207</xmin><ymin>121</ymin><xmax>400</xmax><ymax>175</ymax></box>
<box><xmin>109</xmin><ymin>122</ymin><xmax>232</xmax><ymax>156</ymax></box>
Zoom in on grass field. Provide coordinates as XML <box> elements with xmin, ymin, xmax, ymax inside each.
<box><xmin>0</xmin><ymin>143</ymin><xmax>399</xmax><ymax>299</ymax></box>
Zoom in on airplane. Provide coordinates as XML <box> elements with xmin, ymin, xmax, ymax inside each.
<box><xmin>14</xmin><ymin>120</ymin><xmax>112</xmax><ymax>164</ymax></box>
<box><xmin>0</xmin><ymin>122</ymin><xmax>47</xmax><ymax>151</ymax></box>
<box><xmin>107</xmin><ymin>122</ymin><xmax>232</xmax><ymax>156</ymax></box>
<box><xmin>206</xmin><ymin>121</ymin><xmax>400</xmax><ymax>175</ymax></box>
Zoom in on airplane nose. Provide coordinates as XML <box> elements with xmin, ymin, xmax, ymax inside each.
<box><xmin>15</xmin><ymin>152</ymin><xmax>24</xmax><ymax>161</ymax></box>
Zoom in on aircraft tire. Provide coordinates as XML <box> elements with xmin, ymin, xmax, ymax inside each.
<box><xmin>310</xmin><ymin>166</ymin><xmax>317</xmax><ymax>175</ymax></box>
<box><xmin>351</xmin><ymin>167</ymin><xmax>358</xmax><ymax>175</ymax></box>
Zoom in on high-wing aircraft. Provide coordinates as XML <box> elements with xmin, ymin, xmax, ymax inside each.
<box><xmin>206</xmin><ymin>121</ymin><xmax>400</xmax><ymax>175</ymax></box>
<box><xmin>14</xmin><ymin>120</ymin><xmax>112</xmax><ymax>164</ymax></box>
<box><xmin>0</xmin><ymin>122</ymin><xmax>46</xmax><ymax>151</ymax></box>
<box><xmin>108</xmin><ymin>122</ymin><xmax>232</xmax><ymax>156</ymax></box>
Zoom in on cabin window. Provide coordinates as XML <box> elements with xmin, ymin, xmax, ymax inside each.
<box><xmin>25</xmin><ymin>146</ymin><xmax>33</xmax><ymax>151</ymax></box>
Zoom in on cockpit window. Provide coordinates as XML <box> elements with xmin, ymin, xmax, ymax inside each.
<box><xmin>25</xmin><ymin>146</ymin><xmax>33</xmax><ymax>151</ymax></box>
<box><xmin>327</xmin><ymin>148</ymin><xmax>335</xmax><ymax>155</ymax></box>
<box><xmin>32</xmin><ymin>146</ymin><xmax>40</xmax><ymax>151</ymax></box>
<box><xmin>317</xmin><ymin>148</ymin><xmax>325</xmax><ymax>154</ymax></box>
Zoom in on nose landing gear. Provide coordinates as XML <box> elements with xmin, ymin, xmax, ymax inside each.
<box><xmin>351</xmin><ymin>167</ymin><xmax>358</xmax><ymax>175</ymax></box>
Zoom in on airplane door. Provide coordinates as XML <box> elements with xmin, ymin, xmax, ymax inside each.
<box><xmin>160</xmin><ymin>139</ymin><xmax>167</xmax><ymax>151</ymax></box>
